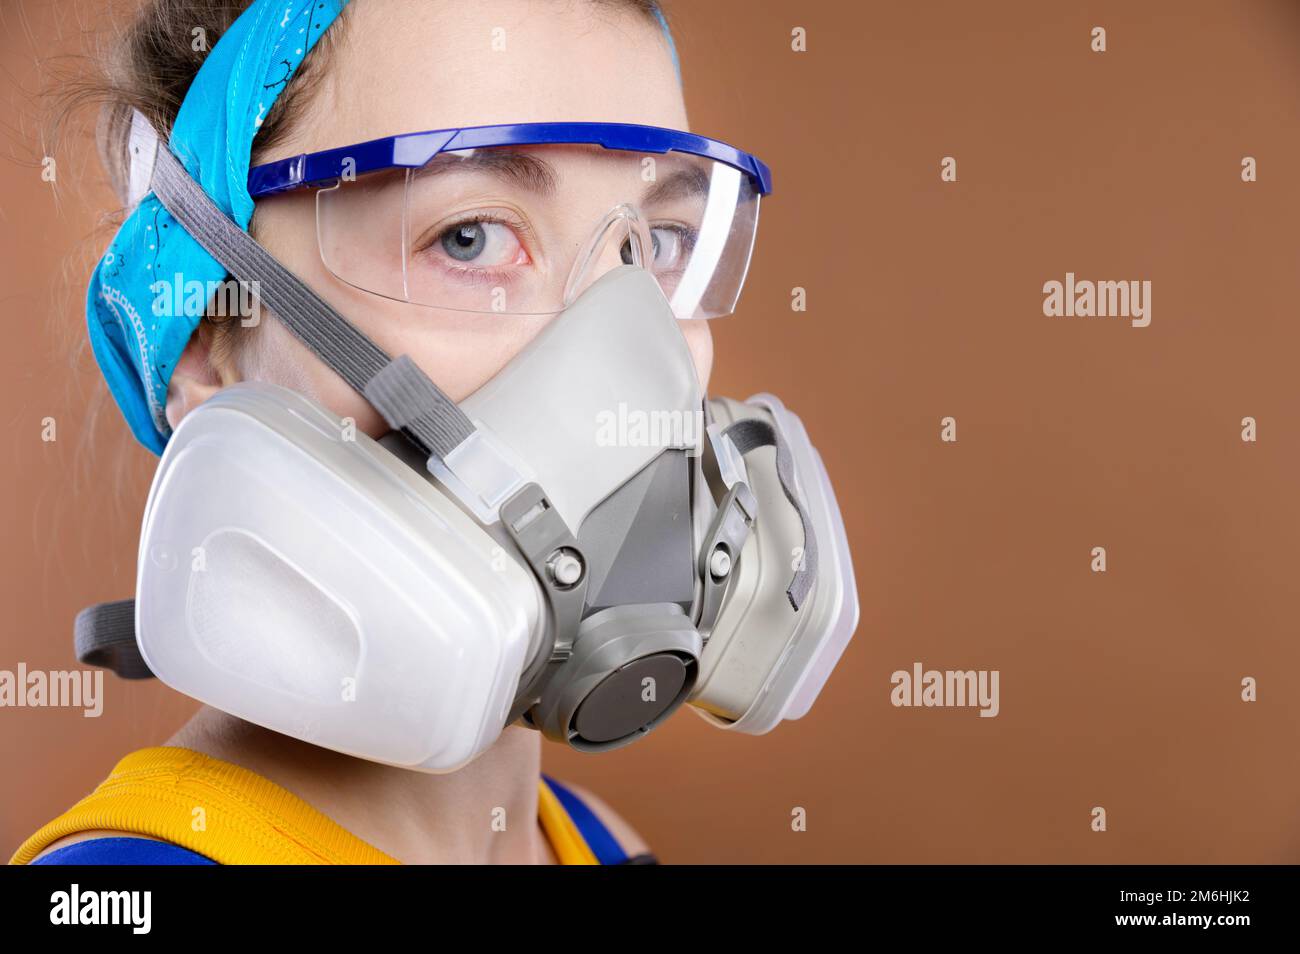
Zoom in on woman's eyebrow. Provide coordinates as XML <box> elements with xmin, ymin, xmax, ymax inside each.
<box><xmin>412</xmin><ymin>150</ymin><xmax>559</xmax><ymax>194</ymax></box>
<box><xmin>641</xmin><ymin>166</ymin><xmax>710</xmax><ymax>205</ymax></box>
<box><xmin>408</xmin><ymin>151</ymin><xmax>710</xmax><ymax>203</ymax></box>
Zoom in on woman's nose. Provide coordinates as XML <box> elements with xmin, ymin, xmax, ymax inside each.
<box><xmin>561</xmin><ymin>204</ymin><xmax>654</xmax><ymax>307</ymax></box>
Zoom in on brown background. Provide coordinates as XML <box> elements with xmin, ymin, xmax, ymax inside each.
<box><xmin>3</xmin><ymin>0</ymin><xmax>1300</xmax><ymax>863</ymax></box>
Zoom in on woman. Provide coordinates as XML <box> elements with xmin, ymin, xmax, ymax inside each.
<box><xmin>13</xmin><ymin>0</ymin><xmax>853</xmax><ymax>865</ymax></box>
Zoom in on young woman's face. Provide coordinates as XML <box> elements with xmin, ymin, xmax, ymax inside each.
<box><xmin>177</xmin><ymin>0</ymin><xmax>711</xmax><ymax>435</ymax></box>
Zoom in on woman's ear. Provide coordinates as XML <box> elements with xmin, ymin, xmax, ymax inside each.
<box><xmin>164</xmin><ymin>320</ymin><xmax>240</xmax><ymax>431</ymax></box>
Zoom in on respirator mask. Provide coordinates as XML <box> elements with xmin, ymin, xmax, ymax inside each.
<box><xmin>78</xmin><ymin>121</ymin><xmax>859</xmax><ymax>772</ymax></box>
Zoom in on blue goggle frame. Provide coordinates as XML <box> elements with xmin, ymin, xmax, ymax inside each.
<box><xmin>247</xmin><ymin>121</ymin><xmax>773</xmax><ymax>198</ymax></box>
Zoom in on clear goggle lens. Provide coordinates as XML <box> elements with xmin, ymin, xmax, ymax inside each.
<box><xmin>315</xmin><ymin>143</ymin><xmax>761</xmax><ymax>319</ymax></box>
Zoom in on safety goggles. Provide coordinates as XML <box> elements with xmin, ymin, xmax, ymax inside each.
<box><xmin>248</xmin><ymin>122</ymin><xmax>772</xmax><ymax>319</ymax></box>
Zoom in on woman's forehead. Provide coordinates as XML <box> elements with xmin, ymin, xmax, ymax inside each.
<box><xmin>277</xmin><ymin>0</ymin><xmax>687</xmax><ymax>162</ymax></box>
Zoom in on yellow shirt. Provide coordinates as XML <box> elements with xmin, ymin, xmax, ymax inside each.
<box><xmin>11</xmin><ymin>746</ymin><xmax>601</xmax><ymax>865</ymax></box>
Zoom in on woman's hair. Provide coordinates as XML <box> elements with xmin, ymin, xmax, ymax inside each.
<box><xmin>63</xmin><ymin>0</ymin><xmax>673</xmax><ymax>374</ymax></box>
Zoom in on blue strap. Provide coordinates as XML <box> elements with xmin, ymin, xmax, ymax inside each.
<box><xmin>542</xmin><ymin>775</ymin><xmax>629</xmax><ymax>865</ymax></box>
<box><xmin>31</xmin><ymin>836</ymin><xmax>216</xmax><ymax>866</ymax></box>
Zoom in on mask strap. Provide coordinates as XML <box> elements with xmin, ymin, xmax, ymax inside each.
<box><xmin>148</xmin><ymin>142</ymin><xmax>476</xmax><ymax>466</ymax></box>
<box><xmin>722</xmin><ymin>417</ymin><xmax>819</xmax><ymax>610</ymax></box>
<box><xmin>75</xmin><ymin>599</ymin><xmax>151</xmax><ymax>679</ymax></box>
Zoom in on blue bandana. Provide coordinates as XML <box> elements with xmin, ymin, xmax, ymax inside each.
<box><xmin>87</xmin><ymin>0</ymin><xmax>349</xmax><ymax>453</ymax></box>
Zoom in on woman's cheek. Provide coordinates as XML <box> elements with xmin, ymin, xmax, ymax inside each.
<box><xmin>242</xmin><ymin>317</ymin><xmax>387</xmax><ymax>438</ymax></box>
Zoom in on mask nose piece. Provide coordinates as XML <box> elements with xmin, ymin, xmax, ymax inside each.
<box><xmin>561</xmin><ymin>203</ymin><xmax>654</xmax><ymax>309</ymax></box>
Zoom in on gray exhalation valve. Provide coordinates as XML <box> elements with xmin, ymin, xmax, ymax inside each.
<box><xmin>526</xmin><ymin>602</ymin><xmax>702</xmax><ymax>751</ymax></box>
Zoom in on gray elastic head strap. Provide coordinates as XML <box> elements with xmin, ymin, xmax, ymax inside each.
<box><xmin>722</xmin><ymin>417</ymin><xmax>819</xmax><ymax>610</ymax></box>
<box><xmin>75</xmin><ymin>140</ymin><xmax>484</xmax><ymax>680</ymax></box>
<box><xmin>75</xmin><ymin>599</ymin><xmax>150</xmax><ymax>679</ymax></box>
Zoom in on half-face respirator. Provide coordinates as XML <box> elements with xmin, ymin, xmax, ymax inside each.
<box><xmin>77</xmin><ymin>119</ymin><xmax>860</xmax><ymax>772</ymax></box>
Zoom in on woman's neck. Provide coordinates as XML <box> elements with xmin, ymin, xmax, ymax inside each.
<box><xmin>167</xmin><ymin>706</ymin><xmax>555</xmax><ymax>864</ymax></box>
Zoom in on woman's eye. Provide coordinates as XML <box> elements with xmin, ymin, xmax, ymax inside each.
<box><xmin>620</xmin><ymin>227</ymin><xmax>689</xmax><ymax>269</ymax></box>
<box><xmin>436</xmin><ymin>220</ymin><xmax>521</xmax><ymax>265</ymax></box>
<box><xmin>649</xmin><ymin>227</ymin><xmax>685</xmax><ymax>269</ymax></box>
